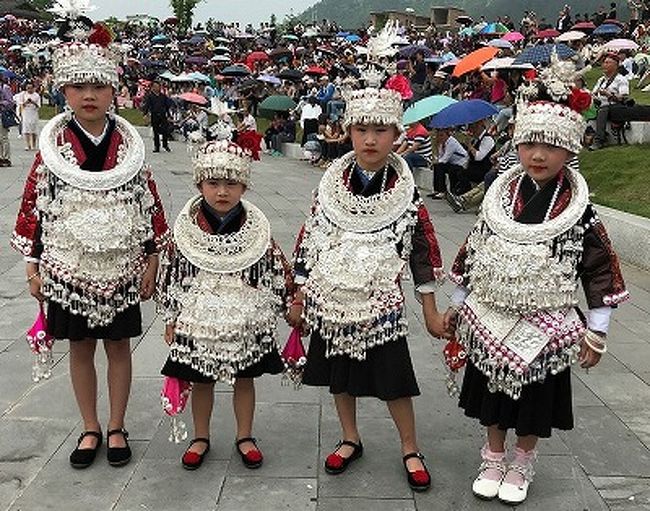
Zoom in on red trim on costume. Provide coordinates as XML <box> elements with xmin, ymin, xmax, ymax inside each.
<box><xmin>103</xmin><ymin>129</ymin><xmax>122</xmax><ymax>170</ymax></box>
<box><xmin>145</xmin><ymin>169</ymin><xmax>170</xmax><ymax>249</ymax></box>
<box><xmin>591</xmin><ymin>220</ymin><xmax>629</xmax><ymax>305</ymax></box>
<box><xmin>11</xmin><ymin>154</ymin><xmax>43</xmax><ymax>256</ymax></box>
<box><xmin>417</xmin><ymin>203</ymin><xmax>443</xmax><ymax>269</ymax></box>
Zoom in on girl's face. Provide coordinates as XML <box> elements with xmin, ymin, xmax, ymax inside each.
<box><xmin>198</xmin><ymin>178</ymin><xmax>245</xmax><ymax>216</ymax></box>
<box><xmin>518</xmin><ymin>142</ymin><xmax>571</xmax><ymax>187</ymax></box>
<box><xmin>349</xmin><ymin>124</ymin><xmax>399</xmax><ymax>171</ymax></box>
<box><xmin>63</xmin><ymin>83</ymin><xmax>114</xmax><ymax>128</ymax></box>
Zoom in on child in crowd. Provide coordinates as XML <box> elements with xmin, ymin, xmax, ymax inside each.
<box><xmin>158</xmin><ymin>140</ymin><xmax>290</xmax><ymax>470</ymax></box>
<box><xmin>445</xmin><ymin>55</ymin><xmax>628</xmax><ymax>505</ymax></box>
<box><xmin>288</xmin><ymin>87</ymin><xmax>451</xmax><ymax>492</ymax></box>
<box><xmin>11</xmin><ymin>17</ymin><xmax>168</xmax><ymax>469</ymax></box>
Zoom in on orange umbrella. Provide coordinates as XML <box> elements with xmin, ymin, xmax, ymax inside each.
<box><xmin>452</xmin><ymin>46</ymin><xmax>499</xmax><ymax>77</ymax></box>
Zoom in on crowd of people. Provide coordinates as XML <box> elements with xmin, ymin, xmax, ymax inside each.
<box><xmin>0</xmin><ymin>1</ymin><xmax>642</xmax><ymax>508</ymax></box>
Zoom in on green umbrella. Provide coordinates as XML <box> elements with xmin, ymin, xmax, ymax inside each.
<box><xmin>259</xmin><ymin>95</ymin><xmax>297</xmax><ymax>112</ymax></box>
<box><xmin>403</xmin><ymin>95</ymin><xmax>458</xmax><ymax>125</ymax></box>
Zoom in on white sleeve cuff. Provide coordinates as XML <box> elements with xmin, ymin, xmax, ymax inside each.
<box><xmin>451</xmin><ymin>286</ymin><xmax>470</xmax><ymax>306</ymax></box>
<box><xmin>415</xmin><ymin>281</ymin><xmax>439</xmax><ymax>295</ymax></box>
<box><xmin>294</xmin><ymin>275</ymin><xmax>307</xmax><ymax>285</ymax></box>
<box><xmin>24</xmin><ymin>256</ymin><xmax>40</xmax><ymax>264</ymax></box>
<box><xmin>587</xmin><ymin>306</ymin><xmax>613</xmax><ymax>334</ymax></box>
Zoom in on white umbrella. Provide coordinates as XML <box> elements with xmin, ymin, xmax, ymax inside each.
<box><xmin>556</xmin><ymin>30</ymin><xmax>587</xmax><ymax>42</ymax></box>
<box><xmin>482</xmin><ymin>57</ymin><xmax>534</xmax><ymax>71</ymax></box>
<box><xmin>487</xmin><ymin>39</ymin><xmax>513</xmax><ymax>50</ymax></box>
<box><xmin>604</xmin><ymin>38</ymin><xmax>639</xmax><ymax>51</ymax></box>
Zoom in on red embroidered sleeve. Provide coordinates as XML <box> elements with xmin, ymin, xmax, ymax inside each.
<box><xmin>450</xmin><ymin>240</ymin><xmax>470</xmax><ymax>285</ymax></box>
<box><xmin>11</xmin><ymin>154</ymin><xmax>43</xmax><ymax>257</ymax></box>
<box><xmin>145</xmin><ymin>167</ymin><xmax>170</xmax><ymax>251</ymax></box>
<box><xmin>409</xmin><ymin>203</ymin><xmax>445</xmax><ymax>286</ymax></box>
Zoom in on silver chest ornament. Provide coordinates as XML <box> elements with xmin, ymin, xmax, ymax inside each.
<box><xmin>301</xmin><ymin>152</ymin><xmax>419</xmax><ymax>360</ymax></box>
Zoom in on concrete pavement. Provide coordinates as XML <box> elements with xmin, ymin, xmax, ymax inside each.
<box><xmin>1</xmin><ymin>127</ymin><xmax>649</xmax><ymax>511</ymax></box>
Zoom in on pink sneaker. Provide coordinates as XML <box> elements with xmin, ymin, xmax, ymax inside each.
<box><xmin>472</xmin><ymin>444</ymin><xmax>507</xmax><ymax>500</ymax></box>
<box><xmin>498</xmin><ymin>446</ymin><xmax>537</xmax><ymax>505</ymax></box>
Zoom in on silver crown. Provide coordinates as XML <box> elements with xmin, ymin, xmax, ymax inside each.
<box><xmin>342</xmin><ymin>87</ymin><xmax>404</xmax><ymax>132</ymax></box>
<box><xmin>52</xmin><ymin>42</ymin><xmax>121</xmax><ymax>89</ymax></box>
<box><xmin>192</xmin><ymin>140</ymin><xmax>253</xmax><ymax>186</ymax></box>
<box><xmin>513</xmin><ymin>101</ymin><xmax>585</xmax><ymax>154</ymax></box>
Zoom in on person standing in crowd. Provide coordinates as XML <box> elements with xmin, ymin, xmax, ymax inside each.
<box><xmin>158</xmin><ymin>140</ymin><xmax>290</xmax><ymax>471</ymax></box>
<box><xmin>445</xmin><ymin>56</ymin><xmax>627</xmax><ymax>506</ymax></box>
<box><xmin>17</xmin><ymin>81</ymin><xmax>41</xmax><ymax>151</ymax></box>
<box><xmin>142</xmin><ymin>81</ymin><xmax>173</xmax><ymax>152</ymax></box>
<box><xmin>288</xmin><ymin>88</ymin><xmax>450</xmax><ymax>493</ymax></box>
<box><xmin>0</xmin><ymin>76</ymin><xmax>14</xmax><ymax>167</ymax></box>
<box><xmin>451</xmin><ymin>119</ymin><xmax>495</xmax><ymax>195</ymax></box>
<box><xmin>300</xmin><ymin>95</ymin><xmax>322</xmax><ymax>145</ymax></box>
<box><xmin>11</xmin><ymin>18</ymin><xmax>169</xmax><ymax>470</ymax></box>
<box><xmin>590</xmin><ymin>53</ymin><xmax>629</xmax><ymax>150</ymax></box>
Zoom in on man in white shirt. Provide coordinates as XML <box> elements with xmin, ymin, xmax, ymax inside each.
<box><xmin>299</xmin><ymin>95</ymin><xmax>322</xmax><ymax>145</ymax></box>
<box><xmin>429</xmin><ymin>128</ymin><xmax>468</xmax><ymax>199</ymax></box>
<box><xmin>591</xmin><ymin>53</ymin><xmax>630</xmax><ymax>149</ymax></box>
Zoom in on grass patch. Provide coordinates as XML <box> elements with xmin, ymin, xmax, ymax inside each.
<box><xmin>579</xmin><ymin>144</ymin><xmax>650</xmax><ymax>218</ymax></box>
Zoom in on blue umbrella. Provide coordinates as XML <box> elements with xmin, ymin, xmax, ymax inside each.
<box><xmin>593</xmin><ymin>23</ymin><xmax>622</xmax><ymax>36</ymax></box>
<box><xmin>151</xmin><ymin>34</ymin><xmax>169</xmax><ymax>43</ymax></box>
<box><xmin>430</xmin><ymin>99</ymin><xmax>498</xmax><ymax>129</ymax></box>
<box><xmin>512</xmin><ymin>43</ymin><xmax>576</xmax><ymax>65</ymax></box>
<box><xmin>404</xmin><ymin>95</ymin><xmax>458</xmax><ymax>124</ymax></box>
<box><xmin>345</xmin><ymin>34</ymin><xmax>361</xmax><ymax>42</ymax></box>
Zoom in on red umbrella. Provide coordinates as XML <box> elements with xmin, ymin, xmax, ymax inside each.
<box><xmin>535</xmin><ymin>29</ymin><xmax>560</xmax><ymax>38</ymax></box>
<box><xmin>452</xmin><ymin>46</ymin><xmax>499</xmax><ymax>77</ymax></box>
<box><xmin>177</xmin><ymin>92</ymin><xmax>208</xmax><ymax>104</ymax></box>
<box><xmin>571</xmin><ymin>21</ymin><xmax>596</xmax><ymax>31</ymax></box>
<box><xmin>305</xmin><ymin>65</ymin><xmax>327</xmax><ymax>76</ymax></box>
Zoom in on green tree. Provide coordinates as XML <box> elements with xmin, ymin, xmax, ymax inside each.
<box><xmin>28</xmin><ymin>0</ymin><xmax>54</xmax><ymax>10</ymax></box>
<box><xmin>169</xmin><ymin>0</ymin><xmax>204</xmax><ymax>34</ymax></box>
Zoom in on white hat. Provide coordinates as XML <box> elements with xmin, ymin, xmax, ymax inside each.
<box><xmin>192</xmin><ymin>140</ymin><xmax>253</xmax><ymax>186</ymax></box>
<box><xmin>342</xmin><ymin>87</ymin><xmax>404</xmax><ymax>132</ymax></box>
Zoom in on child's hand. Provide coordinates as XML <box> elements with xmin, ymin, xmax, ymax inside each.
<box><xmin>443</xmin><ymin>308</ymin><xmax>458</xmax><ymax>334</ymax></box>
<box><xmin>28</xmin><ymin>275</ymin><xmax>45</xmax><ymax>302</ymax></box>
<box><xmin>424</xmin><ymin>309</ymin><xmax>453</xmax><ymax>339</ymax></box>
<box><xmin>286</xmin><ymin>303</ymin><xmax>304</xmax><ymax>329</ymax></box>
<box><xmin>578</xmin><ymin>333</ymin><xmax>605</xmax><ymax>369</ymax></box>
<box><xmin>164</xmin><ymin>323</ymin><xmax>175</xmax><ymax>345</ymax></box>
<box><xmin>140</xmin><ymin>256</ymin><xmax>159</xmax><ymax>300</ymax></box>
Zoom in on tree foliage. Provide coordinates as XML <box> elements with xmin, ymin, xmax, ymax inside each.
<box><xmin>169</xmin><ymin>0</ymin><xmax>204</xmax><ymax>34</ymax></box>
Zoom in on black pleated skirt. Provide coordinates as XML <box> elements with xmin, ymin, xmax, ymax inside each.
<box><xmin>458</xmin><ymin>360</ymin><xmax>574</xmax><ymax>438</ymax></box>
<box><xmin>47</xmin><ymin>301</ymin><xmax>142</xmax><ymax>341</ymax></box>
<box><xmin>161</xmin><ymin>349</ymin><xmax>284</xmax><ymax>384</ymax></box>
<box><xmin>302</xmin><ymin>331</ymin><xmax>420</xmax><ymax>401</ymax></box>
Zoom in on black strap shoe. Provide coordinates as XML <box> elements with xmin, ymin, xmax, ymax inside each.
<box><xmin>69</xmin><ymin>430</ymin><xmax>102</xmax><ymax>469</ymax></box>
<box><xmin>324</xmin><ymin>439</ymin><xmax>363</xmax><ymax>474</ymax></box>
<box><xmin>235</xmin><ymin>437</ymin><xmax>264</xmax><ymax>469</ymax></box>
<box><xmin>107</xmin><ymin>428</ymin><xmax>132</xmax><ymax>467</ymax></box>
<box><xmin>403</xmin><ymin>452</ymin><xmax>431</xmax><ymax>492</ymax></box>
<box><xmin>182</xmin><ymin>438</ymin><xmax>211</xmax><ymax>470</ymax></box>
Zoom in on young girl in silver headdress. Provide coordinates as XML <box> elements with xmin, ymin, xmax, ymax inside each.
<box><xmin>158</xmin><ymin>140</ymin><xmax>290</xmax><ymax>471</ymax></box>
<box><xmin>445</xmin><ymin>55</ymin><xmax>628</xmax><ymax>505</ymax></box>
<box><xmin>288</xmin><ymin>87</ymin><xmax>450</xmax><ymax>492</ymax></box>
<box><xmin>11</xmin><ymin>19</ymin><xmax>169</xmax><ymax>469</ymax></box>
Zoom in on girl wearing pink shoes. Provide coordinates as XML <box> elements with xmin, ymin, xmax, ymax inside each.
<box><xmin>445</xmin><ymin>55</ymin><xmax>628</xmax><ymax>505</ymax></box>
<box><xmin>157</xmin><ymin>140</ymin><xmax>290</xmax><ymax>470</ymax></box>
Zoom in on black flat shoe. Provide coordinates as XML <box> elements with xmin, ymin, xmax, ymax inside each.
<box><xmin>107</xmin><ymin>428</ymin><xmax>131</xmax><ymax>467</ymax></box>
<box><xmin>69</xmin><ymin>431</ymin><xmax>102</xmax><ymax>469</ymax></box>
<box><xmin>324</xmin><ymin>439</ymin><xmax>363</xmax><ymax>474</ymax></box>
<box><xmin>235</xmin><ymin>437</ymin><xmax>263</xmax><ymax>469</ymax></box>
<box><xmin>182</xmin><ymin>438</ymin><xmax>211</xmax><ymax>470</ymax></box>
<box><xmin>403</xmin><ymin>452</ymin><xmax>431</xmax><ymax>492</ymax></box>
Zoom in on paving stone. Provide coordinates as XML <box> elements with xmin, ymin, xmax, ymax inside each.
<box><xmin>114</xmin><ymin>459</ymin><xmax>227</xmax><ymax>511</ymax></box>
<box><xmin>0</xmin><ymin>418</ymin><xmax>76</xmax><ymax>509</ymax></box>
<box><xmin>612</xmin><ymin>407</ymin><xmax>650</xmax><ymax>450</ymax></box>
<box><xmin>576</xmin><ymin>371</ymin><xmax>650</xmax><ymax>410</ymax></box>
<box><xmin>217</xmin><ymin>476</ymin><xmax>317</xmax><ymax>511</ymax></box>
<box><xmin>590</xmin><ymin>476</ymin><xmax>650</xmax><ymax>510</ymax></box>
<box><xmin>558</xmin><ymin>406</ymin><xmax>650</xmax><ymax>477</ymax></box>
<box><xmin>316</xmin><ymin>498</ymin><xmax>416</xmax><ymax>511</ymax></box>
<box><xmin>609</xmin><ymin>342</ymin><xmax>650</xmax><ymax>374</ymax></box>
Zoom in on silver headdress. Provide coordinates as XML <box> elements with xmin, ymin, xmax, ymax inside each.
<box><xmin>513</xmin><ymin>51</ymin><xmax>591</xmax><ymax>154</ymax></box>
<box><xmin>192</xmin><ymin>140</ymin><xmax>252</xmax><ymax>186</ymax></box>
<box><xmin>342</xmin><ymin>87</ymin><xmax>404</xmax><ymax>132</ymax></box>
<box><xmin>49</xmin><ymin>0</ymin><xmax>121</xmax><ymax>89</ymax></box>
<box><xmin>360</xmin><ymin>19</ymin><xmax>401</xmax><ymax>87</ymax></box>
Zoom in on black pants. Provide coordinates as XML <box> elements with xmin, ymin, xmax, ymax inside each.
<box><xmin>301</xmin><ymin>119</ymin><xmax>319</xmax><ymax>146</ymax></box>
<box><xmin>153</xmin><ymin>122</ymin><xmax>169</xmax><ymax>151</ymax></box>
<box><xmin>433</xmin><ymin>162</ymin><xmax>464</xmax><ymax>193</ymax></box>
<box><xmin>453</xmin><ymin>163</ymin><xmax>490</xmax><ymax>194</ymax></box>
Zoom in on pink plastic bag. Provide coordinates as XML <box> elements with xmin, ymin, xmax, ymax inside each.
<box><xmin>161</xmin><ymin>376</ymin><xmax>192</xmax><ymax>443</ymax></box>
<box><xmin>26</xmin><ymin>303</ymin><xmax>54</xmax><ymax>382</ymax></box>
<box><xmin>281</xmin><ymin>327</ymin><xmax>307</xmax><ymax>389</ymax></box>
